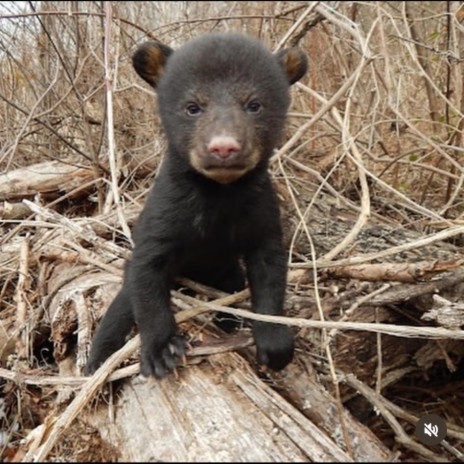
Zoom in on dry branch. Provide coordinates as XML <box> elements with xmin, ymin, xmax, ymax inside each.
<box><xmin>322</xmin><ymin>259</ymin><xmax>464</xmax><ymax>283</ymax></box>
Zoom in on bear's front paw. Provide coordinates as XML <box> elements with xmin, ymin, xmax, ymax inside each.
<box><xmin>140</xmin><ymin>332</ymin><xmax>187</xmax><ymax>379</ymax></box>
<box><xmin>253</xmin><ymin>321</ymin><xmax>294</xmax><ymax>371</ymax></box>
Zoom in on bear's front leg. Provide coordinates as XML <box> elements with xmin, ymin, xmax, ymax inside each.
<box><xmin>245</xmin><ymin>238</ymin><xmax>294</xmax><ymax>371</ymax></box>
<box><xmin>128</xmin><ymin>251</ymin><xmax>187</xmax><ymax>379</ymax></box>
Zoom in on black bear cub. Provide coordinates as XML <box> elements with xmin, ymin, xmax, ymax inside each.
<box><xmin>86</xmin><ymin>33</ymin><xmax>307</xmax><ymax>378</ymax></box>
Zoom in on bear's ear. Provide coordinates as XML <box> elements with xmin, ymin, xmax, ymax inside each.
<box><xmin>275</xmin><ymin>47</ymin><xmax>308</xmax><ymax>85</ymax></box>
<box><xmin>132</xmin><ymin>41</ymin><xmax>174</xmax><ymax>88</ymax></box>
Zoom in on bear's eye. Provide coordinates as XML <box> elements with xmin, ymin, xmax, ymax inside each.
<box><xmin>245</xmin><ymin>100</ymin><xmax>262</xmax><ymax>114</ymax></box>
<box><xmin>185</xmin><ymin>102</ymin><xmax>203</xmax><ymax>116</ymax></box>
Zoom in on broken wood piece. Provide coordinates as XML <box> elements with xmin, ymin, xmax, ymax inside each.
<box><xmin>0</xmin><ymin>160</ymin><xmax>94</xmax><ymax>201</ymax></box>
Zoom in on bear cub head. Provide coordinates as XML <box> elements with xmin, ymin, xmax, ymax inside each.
<box><xmin>133</xmin><ymin>33</ymin><xmax>307</xmax><ymax>184</ymax></box>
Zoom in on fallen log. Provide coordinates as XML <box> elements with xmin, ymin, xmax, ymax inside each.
<box><xmin>0</xmin><ymin>160</ymin><xmax>94</xmax><ymax>201</ymax></box>
<box><xmin>85</xmin><ymin>352</ymin><xmax>387</xmax><ymax>462</ymax></box>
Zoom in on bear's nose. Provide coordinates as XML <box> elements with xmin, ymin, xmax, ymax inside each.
<box><xmin>208</xmin><ymin>136</ymin><xmax>241</xmax><ymax>159</ymax></box>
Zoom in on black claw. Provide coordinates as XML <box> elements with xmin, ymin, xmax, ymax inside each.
<box><xmin>171</xmin><ymin>335</ymin><xmax>187</xmax><ymax>356</ymax></box>
<box><xmin>140</xmin><ymin>333</ymin><xmax>187</xmax><ymax>379</ymax></box>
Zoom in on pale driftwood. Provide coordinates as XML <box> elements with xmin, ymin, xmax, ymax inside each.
<box><xmin>87</xmin><ymin>353</ymin><xmax>354</xmax><ymax>462</ymax></box>
<box><xmin>0</xmin><ymin>160</ymin><xmax>94</xmax><ymax>201</ymax></box>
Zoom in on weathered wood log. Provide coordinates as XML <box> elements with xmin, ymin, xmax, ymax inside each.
<box><xmin>0</xmin><ymin>160</ymin><xmax>94</xmax><ymax>201</ymax></box>
<box><xmin>86</xmin><ymin>352</ymin><xmax>390</xmax><ymax>462</ymax></box>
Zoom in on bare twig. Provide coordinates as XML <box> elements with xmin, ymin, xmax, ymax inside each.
<box><xmin>103</xmin><ymin>2</ymin><xmax>133</xmax><ymax>245</ymax></box>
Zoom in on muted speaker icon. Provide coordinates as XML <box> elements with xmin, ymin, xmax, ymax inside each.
<box><xmin>424</xmin><ymin>423</ymin><xmax>439</xmax><ymax>438</ymax></box>
<box><xmin>415</xmin><ymin>414</ymin><xmax>447</xmax><ymax>446</ymax></box>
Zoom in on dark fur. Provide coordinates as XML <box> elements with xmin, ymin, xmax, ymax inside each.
<box><xmin>86</xmin><ymin>33</ymin><xmax>307</xmax><ymax>378</ymax></box>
